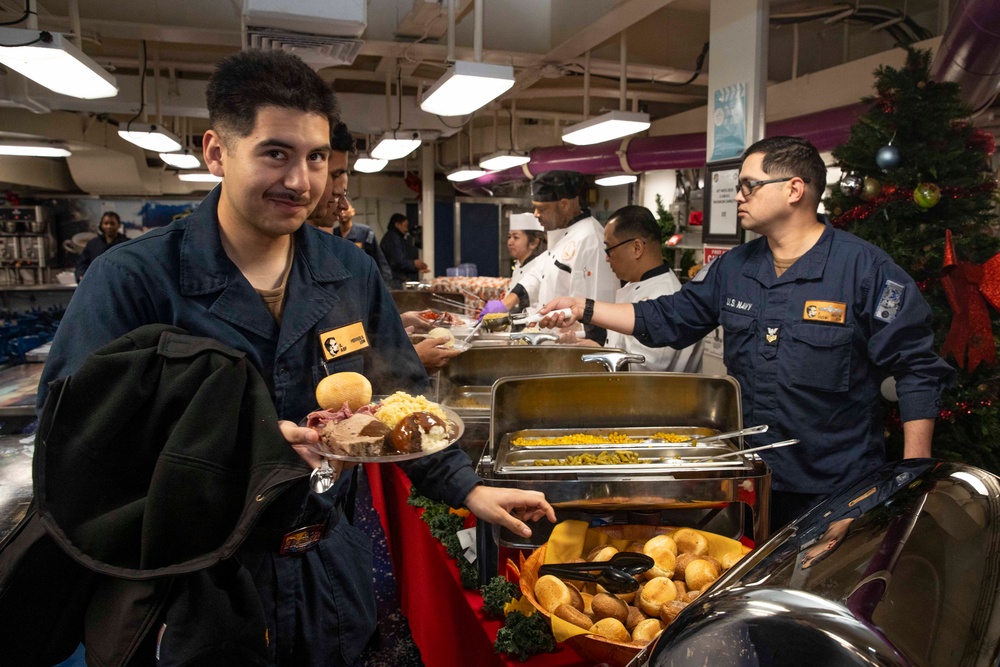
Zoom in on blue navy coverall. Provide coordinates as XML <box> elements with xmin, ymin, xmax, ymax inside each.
<box><xmin>38</xmin><ymin>187</ymin><xmax>481</xmax><ymax>666</ymax></box>
<box><xmin>632</xmin><ymin>222</ymin><xmax>954</xmax><ymax>497</ymax></box>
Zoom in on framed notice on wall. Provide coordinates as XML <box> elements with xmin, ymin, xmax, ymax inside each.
<box><xmin>703</xmin><ymin>158</ymin><xmax>744</xmax><ymax>246</ymax></box>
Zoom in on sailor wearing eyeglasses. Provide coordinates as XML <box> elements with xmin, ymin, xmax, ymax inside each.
<box><xmin>537</xmin><ymin>136</ymin><xmax>954</xmax><ymax>534</ymax></box>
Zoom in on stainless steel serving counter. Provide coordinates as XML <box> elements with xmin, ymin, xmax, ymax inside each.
<box><xmin>0</xmin><ymin>435</ymin><xmax>33</xmax><ymax>544</ymax></box>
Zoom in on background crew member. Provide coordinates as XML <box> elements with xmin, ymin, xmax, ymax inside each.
<box><xmin>75</xmin><ymin>211</ymin><xmax>128</xmax><ymax>281</ymax></box>
<box><xmin>305</xmin><ymin>122</ymin><xmax>395</xmax><ymax>286</ymax></box>
<box><xmin>505</xmin><ymin>212</ymin><xmax>547</xmax><ymax>310</ymax></box>
<box><xmin>492</xmin><ymin>170</ymin><xmax>618</xmax><ymax>343</ymax></box>
<box><xmin>539</xmin><ymin>136</ymin><xmax>954</xmax><ymax>531</ymax></box>
<box><xmin>567</xmin><ymin>205</ymin><xmax>703</xmax><ymax>372</ymax></box>
<box><xmin>37</xmin><ymin>49</ymin><xmax>554</xmax><ymax>666</ymax></box>
<box><xmin>380</xmin><ymin>213</ymin><xmax>428</xmax><ymax>288</ymax></box>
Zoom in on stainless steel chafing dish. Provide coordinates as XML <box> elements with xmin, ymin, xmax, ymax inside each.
<box><xmin>435</xmin><ymin>346</ymin><xmax>627</xmax><ymax>461</ymax></box>
<box><xmin>638</xmin><ymin>458</ymin><xmax>1000</xmax><ymax>667</ymax></box>
<box><xmin>475</xmin><ymin>372</ymin><xmax>771</xmax><ymax>582</ymax></box>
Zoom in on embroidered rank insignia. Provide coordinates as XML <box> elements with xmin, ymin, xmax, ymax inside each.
<box><xmin>803</xmin><ymin>300</ymin><xmax>847</xmax><ymax>323</ymax></box>
<box><xmin>354</xmin><ymin>241</ymin><xmax>364</xmax><ymax>249</ymax></box>
<box><xmin>691</xmin><ymin>262</ymin><xmax>713</xmax><ymax>284</ymax></box>
<box><xmin>875</xmin><ymin>279</ymin><xmax>905</xmax><ymax>323</ymax></box>
<box><xmin>319</xmin><ymin>321</ymin><xmax>369</xmax><ymax>361</ymax></box>
<box><xmin>765</xmin><ymin>326</ymin><xmax>779</xmax><ymax>344</ymax></box>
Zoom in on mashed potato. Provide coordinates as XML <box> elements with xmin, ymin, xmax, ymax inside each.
<box><xmin>375</xmin><ymin>391</ymin><xmax>449</xmax><ymax>429</ymax></box>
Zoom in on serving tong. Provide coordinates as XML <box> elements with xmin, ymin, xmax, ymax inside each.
<box><xmin>682</xmin><ymin>438</ymin><xmax>800</xmax><ymax>463</ymax></box>
<box><xmin>538</xmin><ymin>552</ymin><xmax>653</xmax><ymax>594</ymax></box>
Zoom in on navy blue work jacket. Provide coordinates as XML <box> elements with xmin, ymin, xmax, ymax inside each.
<box><xmin>633</xmin><ymin>223</ymin><xmax>954</xmax><ymax>495</ymax></box>
<box><xmin>37</xmin><ymin>186</ymin><xmax>481</xmax><ymax>665</ymax></box>
<box><xmin>334</xmin><ymin>221</ymin><xmax>394</xmax><ymax>286</ymax></box>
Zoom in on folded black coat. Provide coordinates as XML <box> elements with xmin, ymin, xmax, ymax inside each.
<box><xmin>0</xmin><ymin>324</ymin><xmax>311</xmax><ymax>666</ymax></box>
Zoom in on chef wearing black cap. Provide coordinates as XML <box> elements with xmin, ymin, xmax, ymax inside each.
<box><xmin>498</xmin><ymin>170</ymin><xmax>619</xmax><ymax>342</ymax></box>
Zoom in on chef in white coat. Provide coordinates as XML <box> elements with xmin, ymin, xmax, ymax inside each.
<box><xmin>506</xmin><ymin>212</ymin><xmax>547</xmax><ymax>310</ymax></box>
<box><xmin>498</xmin><ymin>170</ymin><xmax>618</xmax><ymax>343</ymax></box>
<box><xmin>568</xmin><ymin>205</ymin><xmax>704</xmax><ymax>371</ymax></box>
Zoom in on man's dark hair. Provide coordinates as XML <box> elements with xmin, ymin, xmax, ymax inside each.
<box><xmin>608</xmin><ymin>205</ymin><xmax>663</xmax><ymax>245</ymax></box>
<box><xmin>741</xmin><ymin>136</ymin><xmax>826</xmax><ymax>203</ymax></box>
<box><xmin>389</xmin><ymin>213</ymin><xmax>407</xmax><ymax>229</ymax></box>
<box><xmin>100</xmin><ymin>211</ymin><xmax>121</xmax><ymax>224</ymax></box>
<box><xmin>331</xmin><ymin>122</ymin><xmax>356</xmax><ymax>154</ymax></box>
<box><xmin>206</xmin><ymin>49</ymin><xmax>338</xmax><ymax>139</ymax></box>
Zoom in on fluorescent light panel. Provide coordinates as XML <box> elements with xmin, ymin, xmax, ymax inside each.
<box><xmin>177</xmin><ymin>172</ymin><xmax>222</xmax><ymax>183</ymax></box>
<box><xmin>118</xmin><ymin>123</ymin><xmax>183</xmax><ymax>152</ymax></box>
<box><xmin>371</xmin><ymin>132</ymin><xmax>421</xmax><ymax>161</ymax></box>
<box><xmin>353</xmin><ymin>152</ymin><xmax>387</xmax><ymax>173</ymax></box>
<box><xmin>447</xmin><ymin>166</ymin><xmax>487</xmax><ymax>182</ymax></box>
<box><xmin>159</xmin><ymin>151</ymin><xmax>200</xmax><ymax>169</ymax></box>
<box><xmin>595</xmin><ymin>174</ymin><xmax>637</xmax><ymax>186</ymax></box>
<box><xmin>0</xmin><ymin>28</ymin><xmax>118</xmax><ymax>99</ymax></box>
<box><xmin>479</xmin><ymin>150</ymin><xmax>530</xmax><ymax>171</ymax></box>
<box><xmin>0</xmin><ymin>143</ymin><xmax>71</xmax><ymax>157</ymax></box>
<box><xmin>562</xmin><ymin>110</ymin><xmax>651</xmax><ymax>146</ymax></box>
<box><xmin>420</xmin><ymin>60</ymin><xmax>515</xmax><ymax>116</ymax></box>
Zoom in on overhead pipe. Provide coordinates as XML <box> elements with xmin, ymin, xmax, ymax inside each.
<box><xmin>930</xmin><ymin>0</ymin><xmax>1000</xmax><ymax>115</ymax></box>
<box><xmin>457</xmin><ymin>103</ymin><xmax>866</xmax><ymax>194</ymax></box>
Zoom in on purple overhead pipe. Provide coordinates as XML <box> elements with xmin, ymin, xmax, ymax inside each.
<box><xmin>460</xmin><ymin>102</ymin><xmax>865</xmax><ymax>193</ymax></box>
<box><xmin>931</xmin><ymin>0</ymin><xmax>1000</xmax><ymax>115</ymax></box>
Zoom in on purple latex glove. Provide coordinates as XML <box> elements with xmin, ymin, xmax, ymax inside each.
<box><xmin>478</xmin><ymin>299</ymin><xmax>507</xmax><ymax>320</ymax></box>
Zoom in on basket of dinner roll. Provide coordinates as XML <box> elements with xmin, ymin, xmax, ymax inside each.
<box><xmin>519</xmin><ymin>521</ymin><xmax>750</xmax><ymax>667</ymax></box>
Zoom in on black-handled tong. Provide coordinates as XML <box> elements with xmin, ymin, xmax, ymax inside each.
<box><xmin>538</xmin><ymin>552</ymin><xmax>653</xmax><ymax>594</ymax></box>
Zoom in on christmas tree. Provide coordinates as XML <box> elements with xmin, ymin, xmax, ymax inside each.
<box><xmin>823</xmin><ymin>48</ymin><xmax>1000</xmax><ymax>471</ymax></box>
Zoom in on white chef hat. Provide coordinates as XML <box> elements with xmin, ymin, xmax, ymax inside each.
<box><xmin>509</xmin><ymin>212</ymin><xmax>543</xmax><ymax>232</ymax></box>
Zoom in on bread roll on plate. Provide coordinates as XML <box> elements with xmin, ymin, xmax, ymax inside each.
<box><xmin>315</xmin><ymin>371</ymin><xmax>372</xmax><ymax>411</ymax></box>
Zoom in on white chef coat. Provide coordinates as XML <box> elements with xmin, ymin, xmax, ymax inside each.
<box><xmin>513</xmin><ymin>213</ymin><xmax>618</xmax><ymax>311</ymax></box>
<box><xmin>508</xmin><ymin>253</ymin><xmax>544</xmax><ymax>307</ymax></box>
<box><xmin>606</xmin><ymin>265</ymin><xmax>704</xmax><ymax>372</ymax></box>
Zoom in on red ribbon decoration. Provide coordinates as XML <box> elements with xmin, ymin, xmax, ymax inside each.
<box><xmin>940</xmin><ymin>229</ymin><xmax>1000</xmax><ymax>371</ymax></box>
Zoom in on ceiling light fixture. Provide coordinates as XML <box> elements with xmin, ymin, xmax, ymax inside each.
<box><xmin>371</xmin><ymin>131</ymin><xmax>421</xmax><ymax>161</ymax></box>
<box><xmin>562</xmin><ymin>110</ymin><xmax>651</xmax><ymax>146</ymax></box>
<box><xmin>447</xmin><ymin>166</ymin><xmax>487</xmax><ymax>182</ymax></box>
<box><xmin>0</xmin><ymin>28</ymin><xmax>118</xmax><ymax>99</ymax></box>
<box><xmin>478</xmin><ymin>149</ymin><xmax>530</xmax><ymax>171</ymax></box>
<box><xmin>0</xmin><ymin>142</ymin><xmax>71</xmax><ymax>157</ymax></box>
<box><xmin>353</xmin><ymin>151</ymin><xmax>387</xmax><ymax>173</ymax></box>
<box><xmin>159</xmin><ymin>150</ymin><xmax>200</xmax><ymax>169</ymax></box>
<box><xmin>420</xmin><ymin>60</ymin><xmax>515</xmax><ymax>117</ymax></box>
<box><xmin>118</xmin><ymin>123</ymin><xmax>183</xmax><ymax>153</ymax></box>
<box><xmin>177</xmin><ymin>172</ymin><xmax>222</xmax><ymax>183</ymax></box>
<box><xmin>595</xmin><ymin>174</ymin><xmax>638</xmax><ymax>186</ymax></box>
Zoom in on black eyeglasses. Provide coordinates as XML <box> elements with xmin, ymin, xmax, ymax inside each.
<box><xmin>604</xmin><ymin>238</ymin><xmax>639</xmax><ymax>256</ymax></box>
<box><xmin>735</xmin><ymin>177</ymin><xmax>810</xmax><ymax>198</ymax></box>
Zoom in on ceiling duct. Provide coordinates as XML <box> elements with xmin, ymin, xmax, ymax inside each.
<box><xmin>242</xmin><ymin>0</ymin><xmax>366</xmax><ymax>68</ymax></box>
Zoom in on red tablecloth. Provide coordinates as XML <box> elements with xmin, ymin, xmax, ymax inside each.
<box><xmin>365</xmin><ymin>463</ymin><xmax>590</xmax><ymax>667</ymax></box>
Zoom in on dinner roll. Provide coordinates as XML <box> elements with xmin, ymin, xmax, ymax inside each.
<box><xmin>645</xmin><ymin>547</ymin><xmax>676</xmax><ymax>580</ymax></box>
<box><xmin>591</xmin><ymin>593</ymin><xmax>629</xmax><ymax>625</ymax></box>
<box><xmin>561</xmin><ymin>558</ymin><xmax>589</xmax><ymax>591</ymax></box>
<box><xmin>566</xmin><ymin>582</ymin><xmax>585</xmax><ymax>611</ymax></box>
<box><xmin>426</xmin><ymin>327</ymin><xmax>455</xmax><ymax>347</ymax></box>
<box><xmin>625</xmin><ymin>540</ymin><xmax>647</xmax><ymax>554</ymax></box>
<box><xmin>632</xmin><ymin>618</ymin><xmax>665</xmax><ymax>644</ymax></box>
<box><xmin>587</xmin><ymin>545</ymin><xmax>619</xmax><ymax>562</ymax></box>
<box><xmin>315</xmin><ymin>371</ymin><xmax>372</xmax><ymax>411</ymax></box>
<box><xmin>625</xmin><ymin>605</ymin><xmax>647</xmax><ymax>632</ymax></box>
<box><xmin>596</xmin><ymin>583</ymin><xmax>635</xmax><ymax>604</ymax></box>
<box><xmin>684</xmin><ymin>559</ymin><xmax>719</xmax><ymax>591</ymax></box>
<box><xmin>672</xmin><ymin>580</ymin><xmax>687</xmax><ymax>598</ymax></box>
<box><xmin>684</xmin><ymin>589</ymin><xmax>703</xmax><ymax>603</ymax></box>
<box><xmin>534</xmin><ymin>575</ymin><xmax>572</xmax><ymax>613</ymax></box>
<box><xmin>672</xmin><ymin>528</ymin><xmax>709</xmax><ymax>556</ymax></box>
<box><xmin>643</xmin><ymin>534</ymin><xmax>678</xmax><ymax>557</ymax></box>
<box><xmin>554</xmin><ymin>603</ymin><xmax>593</xmax><ymax>630</ymax></box>
<box><xmin>674</xmin><ymin>552</ymin><xmax>699</xmax><ymax>579</ymax></box>
<box><xmin>588</xmin><ymin>618</ymin><xmax>631</xmax><ymax>643</ymax></box>
<box><xmin>638</xmin><ymin>577</ymin><xmax>677</xmax><ymax>617</ymax></box>
<box><xmin>659</xmin><ymin>600</ymin><xmax>688</xmax><ymax>625</ymax></box>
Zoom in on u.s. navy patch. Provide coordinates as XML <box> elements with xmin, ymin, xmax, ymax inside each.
<box><xmin>875</xmin><ymin>279</ymin><xmax>905</xmax><ymax>323</ymax></box>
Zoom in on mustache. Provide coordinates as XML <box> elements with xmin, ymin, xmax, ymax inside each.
<box><xmin>266</xmin><ymin>190</ymin><xmax>309</xmax><ymax>205</ymax></box>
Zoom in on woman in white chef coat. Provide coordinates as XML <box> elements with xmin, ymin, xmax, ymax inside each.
<box><xmin>506</xmin><ymin>213</ymin><xmax>547</xmax><ymax>310</ymax></box>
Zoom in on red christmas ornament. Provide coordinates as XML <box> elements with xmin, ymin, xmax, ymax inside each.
<box><xmin>940</xmin><ymin>229</ymin><xmax>1000</xmax><ymax>371</ymax></box>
